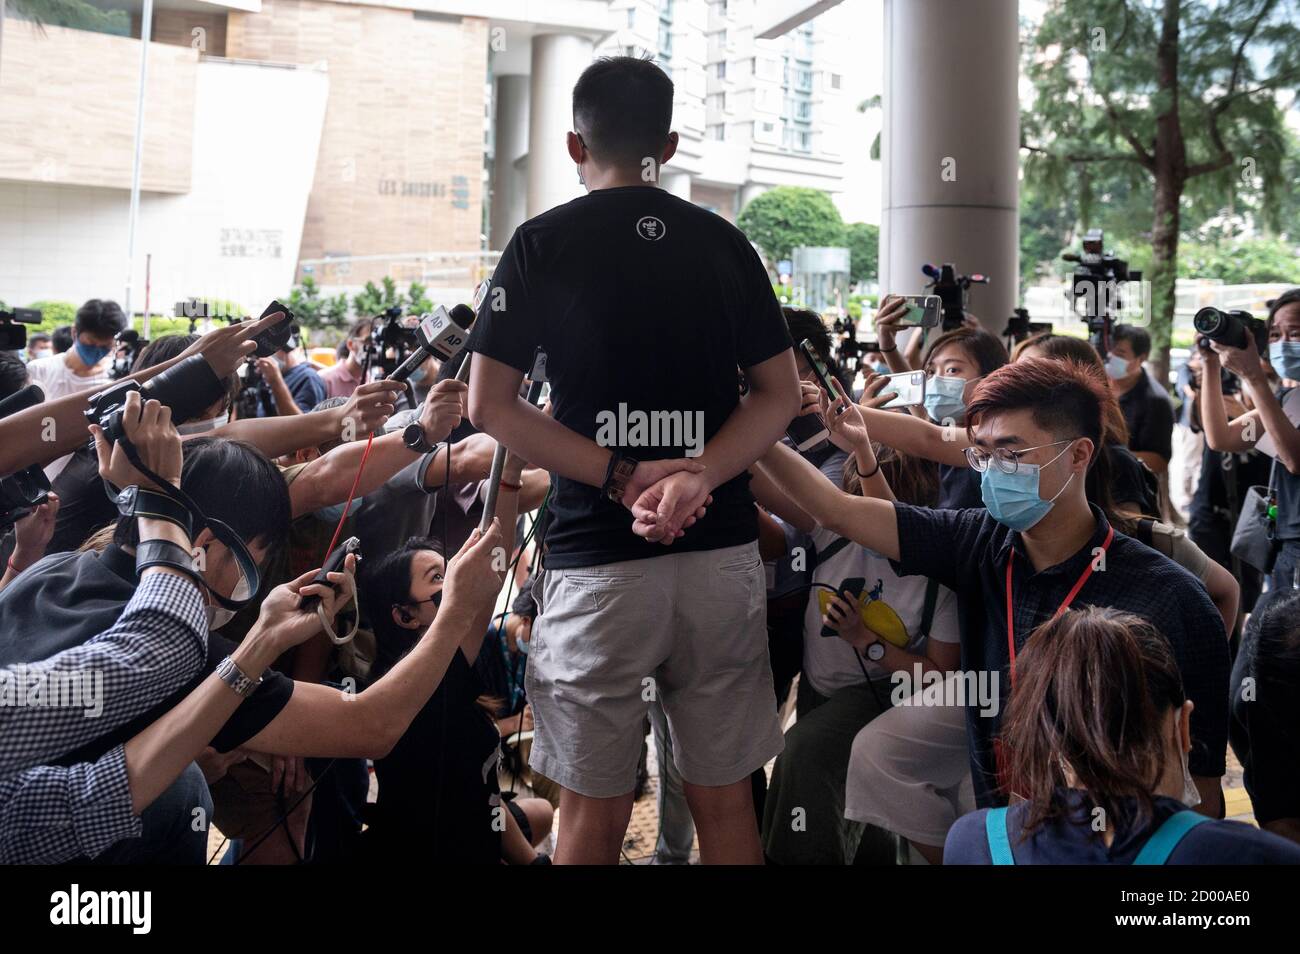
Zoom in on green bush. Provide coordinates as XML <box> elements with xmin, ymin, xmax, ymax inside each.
<box><xmin>25</xmin><ymin>300</ymin><xmax>78</xmax><ymax>332</ymax></box>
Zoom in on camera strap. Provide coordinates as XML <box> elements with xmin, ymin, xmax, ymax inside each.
<box><xmin>102</xmin><ymin>439</ymin><xmax>261</xmax><ymax>611</ymax></box>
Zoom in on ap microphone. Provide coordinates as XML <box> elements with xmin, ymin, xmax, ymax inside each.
<box><xmin>386</xmin><ymin>303</ymin><xmax>475</xmax><ymax>385</ymax></box>
<box><xmin>922</xmin><ymin>263</ymin><xmax>942</xmax><ymax>282</ymax></box>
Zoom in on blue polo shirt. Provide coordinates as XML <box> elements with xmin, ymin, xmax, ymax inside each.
<box><xmin>891</xmin><ymin>503</ymin><xmax>1230</xmax><ymax>808</ymax></box>
<box><xmin>946</xmin><ymin>790</ymin><xmax>1300</xmax><ymax>864</ymax></box>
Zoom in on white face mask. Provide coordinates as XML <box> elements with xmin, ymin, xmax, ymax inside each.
<box><xmin>206</xmin><ymin>573</ymin><xmax>252</xmax><ymax>631</ymax></box>
<box><xmin>1104</xmin><ymin>354</ymin><xmax>1131</xmax><ymax>380</ymax></box>
<box><xmin>177</xmin><ymin>413</ymin><xmax>229</xmax><ymax>435</ymax></box>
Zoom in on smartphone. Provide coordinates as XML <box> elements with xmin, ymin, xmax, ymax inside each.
<box><xmin>799</xmin><ymin>339</ymin><xmax>844</xmax><ymax>411</ymax></box>
<box><xmin>251</xmin><ymin>300</ymin><xmax>295</xmax><ymax>356</ymax></box>
<box><xmin>881</xmin><ymin>370</ymin><xmax>926</xmax><ymax>410</ymax></box>
<box><xmin>897</xmin><ymin>294</ymin><xmax>941</xmax><ymax>329</ymax></box>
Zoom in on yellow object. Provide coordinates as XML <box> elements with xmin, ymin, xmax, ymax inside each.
<box><xmin>816</xmin><ymin>590</ymin><xmax>910</xmax><ymax>647</ymax></box>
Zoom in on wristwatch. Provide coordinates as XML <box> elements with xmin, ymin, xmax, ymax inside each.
<box><xmin>403</xmin><ymin>420</ymin><xmax>435</xmax><ymax>454</ymax></box>
<box><xmin>601</xmin><ymin>450</ymin><xmax>638</xmax><ymax>504</ymax></box>
<box><xmin>116</xmin><ymin>485</ymin><xmax>193</xmax><ymax>537</ymax></box>
<box><xmin>215</xmin><ymin>655</ymin><xmax>263</xmax><ymax>698</ymax></box>
<box><xmin>863</xmin><ymin>641</ymin><xmax>886</xmax><ymax>662</ymax></box>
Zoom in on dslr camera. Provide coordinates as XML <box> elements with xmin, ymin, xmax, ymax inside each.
<box><xmin>86</xmin><ymin>355</ymin><xmax>226</xmax><ymax>445</ymax></box>
<box><xmin>364</xmin><ymin>306</ymin><xmax>422</xmax><ymax>377</ymax></box>
<box><xmin>1194</xmin><ymin>307</ymin><xmax>1269</xmax><ymax>355</ymax></box>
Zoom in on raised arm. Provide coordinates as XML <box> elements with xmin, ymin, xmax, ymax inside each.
<box><xmin>0</xmin><ymin>312</ymin><xmax>286</xmax><ymax>475</ymax></box>
<box><xmin>755</xmin><ymin>441</ymin><xmax>900</xmax><ymax>562</ymax></box>
<box><xmin>238</xmin><ymin>521</ymin><xmax>508</xmax><ymax>759</ymax></box>
<box><xmin>288</xmin><ymin>380</ymin><xmax>466</xmax><ymax>516</ymax></box>
<box><xmin>208</xmin><ymin>380</ymin><xmax>405</xmax><ymax>459</ymax></box>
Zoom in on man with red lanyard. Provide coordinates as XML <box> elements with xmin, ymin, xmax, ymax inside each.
<box><xmin>748</xmin><ymin>358</ymin><xmax>1230</xmax><ymax>817</ymax></box>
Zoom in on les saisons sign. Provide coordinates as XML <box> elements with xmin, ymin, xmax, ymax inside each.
<box><xmin>378</xmin><ymin>176</ymin><xmax>472</xmax><ymax>209</ymax></box>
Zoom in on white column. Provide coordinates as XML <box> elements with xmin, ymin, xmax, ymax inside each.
<box><xmin>880</xmin><ymin>0</ymin><xmax>1019</xmax><ymax>332</ymax></box>
<box><xmin>527</xmin><ymin>33</ymin><xmax>594</xmax><ymax>219</ymax></box>
<box><xmin>491</xmin><ymin>74</ymin><xmax>530</xmax><ymax>249</ymax></box>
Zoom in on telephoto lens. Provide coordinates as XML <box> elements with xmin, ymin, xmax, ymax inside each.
<box><xmin>1193</xmin><ymin>307</ymin><xmax>1267</xmax><ymax>353</ymax></box>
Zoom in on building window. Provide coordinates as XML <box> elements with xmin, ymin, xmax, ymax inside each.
<box><xmin>829</xmin><ymin>72</ymin><xmax>841</xmax><ymax>90</ymax></box>
<box><xmin>627</xmin><ymin>7</ymin><xmax>636</xmax><ymax>29</ymax></box>
<box><xmin>658</xmin><ymin>0</ymin><xmax>674</xmax><ymax>68</ymax></box>
<box><xmin>715</xmin><ymin>61</ymin><xmax>727</xmax><ymax>79</ymax></box>
<box><xmin>709</xmin><ymin>124</ymin><xmax>726</xmax><ymax>141</ymax></box>
<box><xmin>708</xmin><ymin>91</ymin><xmax>726</xmax><ymax>112</ymax></box>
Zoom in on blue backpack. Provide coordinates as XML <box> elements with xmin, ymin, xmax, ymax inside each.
<box><xmin>985</xmin><ymin>806</ymin><xmax>1210</xmax><ymax>865</ymax></box>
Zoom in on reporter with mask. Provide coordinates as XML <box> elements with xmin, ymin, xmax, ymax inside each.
<box><xmin>1199</xmin><ymin>288</ymin><xmax>1300</xmax><ymax>629</ymax></box>
<box><xmin>741</xmin><ymin>358</ymin><xmax>1230</xmax><ymax>817</ymax></box>
<box><xmin>945</xmin><ymin>607</ymin><xmax>1300</xmax><ymax>864</ymax></box>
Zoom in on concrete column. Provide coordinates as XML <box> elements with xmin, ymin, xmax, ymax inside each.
<box><xmin>880</xmin><ymin>0</ymin><xmax>1019</xmax><ymax>333</ymax></box>
<box><xmin>738</xmin><ymin>181</ymin><xmax>766</xmax><ymax>215</ymax></box>
<box><xmin>661</xmin><ymin>169</ymin><xmax>692</xmax><ymax>201</ymax></box>
<box><xmin>491</xmin><ymin>74</ymin><xmax>530</xmax><ymax>249</ymax></box>
<box><xmin>527</xmin><ymin>33</ymin><xmax>594</xmax><ymax>219</ymax></box>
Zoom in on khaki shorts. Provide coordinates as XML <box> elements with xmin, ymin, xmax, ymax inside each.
<box><xmin>526</xmin><ymin>541</ymin><xmax>783</xmax><ymax>798</ymax></box>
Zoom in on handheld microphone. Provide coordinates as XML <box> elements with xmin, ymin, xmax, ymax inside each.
<box><xmin>387</xmin><ymin>304</ymin><xmax>475</xmax><ymax>385</ymax></box>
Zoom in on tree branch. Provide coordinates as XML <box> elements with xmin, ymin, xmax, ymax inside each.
<box><xmin>1020</xmin><ymin>138</ymin><xmax>1143</xmax><ymax>164</ymax></box>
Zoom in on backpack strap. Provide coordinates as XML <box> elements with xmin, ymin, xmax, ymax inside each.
<box><xmin>808</xmin><ymin>535</ymin><xmax>853</xmax><ymax>572</ymax></box>
<box><xmin>985</xmin><ymin>807</ymin><xmax>1015</xmax><ymax>865</ymax></box>
<box><xmin>918</xmin><ymin>577</ymin><xmax>940</xmax><ymax>639</ymax></box>
<box><xmin>1132</xmin><ymin>811</ymin><xmax>1211</xmax><ymax>865</ymax></box>
<box><xmin>1134</xmin><ymin>517</ymin><xmax>1155</xmax><ymax>550</ymax></box>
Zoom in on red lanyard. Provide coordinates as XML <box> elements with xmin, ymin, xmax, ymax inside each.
<box><xmin>1005</xmin><ymin>525</ymin><xmax>1115</xmax><ymax>687</ymax></box>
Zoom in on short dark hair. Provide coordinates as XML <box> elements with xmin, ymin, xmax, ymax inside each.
<box><xmin>112</xmin><ymin>437</ymin><xmax>291</xmax><ymax>552</ymax></box>
<box><xmin>1267</xmin><ymin>287</ymin><xmax>1300</xmax><ymax>325</ymax></box>
<box><xmin>132</xmin><ymin>333</ymin><xmax>238</xmax><ymax>421</ymax></box>
<box><xmin>921</xmin><ymin>327</ymin><xmax>1009</xmax><ymax>377</ymax></box>
<box><xmin>1022</xmin><ymin>333</ymin><xmax>1130</xmax><ymax>447</ymax></box>
<box><xmin>27</xmin><ymin>333</ymin><xmax>50</xmax><ymax>348</ymax></box>
<box><xmin>75</xmin><ymin>299</ymin><xmax>128</xmax><ymax>340</ymax></box>
<box><xmin>1112</xmin><ymin>324</ymin><xmax>1151</xmax><ymax>359</ymax></box>
<box><xmin>51</xmin><ymin>326</ymin><xmax>74</xmax><ymax>353</ymax></box>
<box><xmin>966</xmin><ymin>357</ymin><xmax>1107</xmax><ymax>466</ymax></box>
<box><xmin>572</xmin><ymin>56</ymin><xmax>674</xmax><ymax>166</ymax></box>
<box><xmin>0</xmin><ymin>351</ymin><xmax>29</xmax><ymax>401</ymax></box>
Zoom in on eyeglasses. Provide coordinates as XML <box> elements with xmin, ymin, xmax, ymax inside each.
<box><xmin>963</xmin><ymin>438</ymin><xmax>1076</xmax><ymax>475</ymax></box>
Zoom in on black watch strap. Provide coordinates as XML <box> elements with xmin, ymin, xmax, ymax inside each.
<box><xmin>135</xmin><ymin>539</ymin><xmax>202</xmax><ymax>586</ymax></box>
<box><xmin>116</xmin><ymin>485</ymin><xmax>193</xmax><ymax>537</ymax></box>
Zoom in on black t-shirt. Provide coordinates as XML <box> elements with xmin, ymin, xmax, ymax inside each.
<box><xmin>0</xmin><ymin>544</ymin><xmax>294</xmax><ymax>762</ymax></box>
<box><xmin>946</xmin><ymin>790</ymin><xmax>1300</xmax><ymax>864</ymax></box>
<box><xmin>1231</xmin><ymin>623</ymin><xmax>1300</xmax><ymax>826</ymax></box>
<box><xmin>467</xmin><ymin>185</ymin><xmax>792</xmax><ymax>569</ymax></box>
<box><xmin>1106</xmin><ymin>442</ymin><xmax>1160</xmax><ymax>514</ymax></box>
<box><xmin>1119</xmin><ymin>372</ymin><xmax>1175</xmax><ymax>462</ymax></box>
<box><xmin>47</xmin><ymin>442</ymin><xmax>118</xmax><ymax>555</ymax></box>
<box><xmin>368</xmin><ymin>644</ymin><xmax>502</xmax><ymax>863</ymax></box>
<box><xmin>891</xmin><ymin>503</ymin><xmax>1229</xmax><ymax>808</ymax></box>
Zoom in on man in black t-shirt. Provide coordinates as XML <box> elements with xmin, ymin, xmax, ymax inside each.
<box><xmin>467</xmin><ymin>57</ymin><xmax>800</xmax><ymax>865</ymax></box>
<box><xmin>1105</xmin><ymin>324</ymin><xmax>1175</xmax><ymax>474</ymax></box>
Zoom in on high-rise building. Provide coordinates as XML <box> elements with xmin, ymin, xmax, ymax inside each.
<box><xmin>0</xmin><ymin>0</ymin><xmax>847</xmax><ymax>312</ymax></box>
